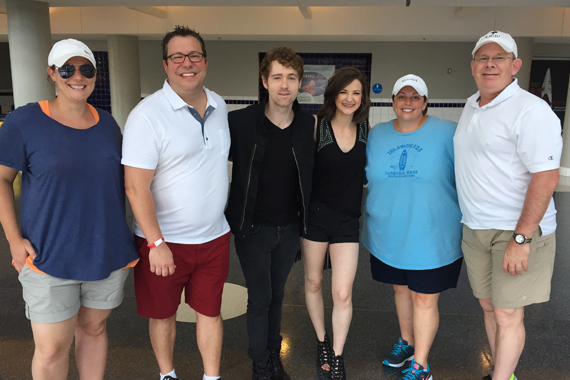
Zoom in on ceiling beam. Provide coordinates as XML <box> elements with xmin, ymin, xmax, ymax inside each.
<box><xmin>296</xmin><ymin>1</ymin><xmax>312</xmax><ymax>20</ymax></box>
<box><xmin>454</xmin><ymin>6</ymin><xmax>482</xmax><ymax>19</ymax></box>
<box><xmin>127</xmin><ymin>6</ymin><xmax>167</xmax><ymax>19</ymax></box>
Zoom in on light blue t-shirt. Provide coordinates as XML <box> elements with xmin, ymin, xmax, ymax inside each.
<box><xmin>362</xmin><ymin>116</ymin><xmax>462</xmax><ymax>270</ymax></box>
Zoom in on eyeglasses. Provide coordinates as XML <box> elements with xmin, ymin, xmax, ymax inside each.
<box><xmin>56</xmin><ymin>64</ymin><xmax>96</xmax><ymax>79</ymax></box>
<box><xmin>473</xmin><ymin>56</ymin><xmax>514</xmax><ymax>64</ymax></box>
<box><xmin>167</xmin><ymin>52</ymin><xmax>205</xmax><ymax>64</ymax></box>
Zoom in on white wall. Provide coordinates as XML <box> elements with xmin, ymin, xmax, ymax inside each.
<box><xmin>1</xmin><ymin>39</ymin><xmax>570</xmax><ymax>113</ymax></box>
<box><xmin>138</xmin><ymin>40</ymin><xmax>478</xmax><ymax>99</ymax></box>
<box><xmin>137</xmin><ymin>40</ymin><xmax>570</xmax><ymax>100</ymax></box>
<box><xmin>139</xmin><ymin>40</ymin><xmax>167</xmax><ymax>96</ymax></box>
<box><xmin>534</xmin><ymin>43</ymin><xmax>570</xmax><ymax>58</ymax></box>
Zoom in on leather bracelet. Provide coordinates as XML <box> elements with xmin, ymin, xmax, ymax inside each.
<box><xmin>147</xmin><ymin>237</ymin><xmax>165</xmax><ymax>249</ymax></box>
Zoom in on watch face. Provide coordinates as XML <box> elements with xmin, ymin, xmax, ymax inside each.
<box><xmin>515</xmin><ymin>234</ymin><xmax>525</xmax><ymax>244</ymax></box>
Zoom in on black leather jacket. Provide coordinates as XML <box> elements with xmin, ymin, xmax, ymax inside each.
<box><xmin>226</xmin><ymin>99</ymin><xmax>315</xmax><ymax>237</ymax></box>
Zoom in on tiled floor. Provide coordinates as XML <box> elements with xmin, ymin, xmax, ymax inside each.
<box><xmin>1</xmin><ymin>187</ymin><xmax>569</xmax><ymax>379</ymax></box>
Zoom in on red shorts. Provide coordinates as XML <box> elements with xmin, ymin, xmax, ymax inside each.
<box><xmin>134</xmin><ymin>232</ymin><xmax>230</xmax><ymax>319</ymax></box>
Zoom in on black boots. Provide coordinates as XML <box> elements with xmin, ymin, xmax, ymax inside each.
<box><xmin>269</xmin><ymin>348</ymin><xmax>284</xmax><ymax>380</ymax></box>
<box><xmin>330</xmin><ymin>354</ymin><xmax>346</xmax><ymax>380</ymax></box>
<box><xmin>316</xmin><ymin>332</ymin><xmax>333</xmax><ymax>379</ymax></box>
<box><xmin>252</xmin><ymin>360</ymin><xmax>272</xmax><ymax>380</ymax></box>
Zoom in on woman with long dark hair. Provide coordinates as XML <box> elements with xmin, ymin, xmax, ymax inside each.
<box><xmin>301</xmin><ymin>67</ymin><xmax>370</xmax><ymax>380</ymax></box>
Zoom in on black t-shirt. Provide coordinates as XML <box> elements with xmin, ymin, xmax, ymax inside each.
<box><xmin>252</xmin><ymin>117</ymin><xmax>299</xmax><ymax>226</ymax></box>
<box><xmin>311</xmin><ymin>117</ymin><xmax>368</xmax><ymax>217</ymax></box>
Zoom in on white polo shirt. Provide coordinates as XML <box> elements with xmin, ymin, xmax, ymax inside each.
<box><xmin>122</xmin><ymin>80</ymin><xmax>230</xmax><ymax>244</ymax></box>
<box><xmin>454</xmin><ymin>79</ymin><xmax>562</xmax><ymax>235</ymax></box>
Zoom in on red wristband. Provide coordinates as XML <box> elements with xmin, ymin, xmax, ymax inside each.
<box><xmin>147</xmin><ymin>237</ymin><xmax>165</xmax><ymax>249</ymax></box>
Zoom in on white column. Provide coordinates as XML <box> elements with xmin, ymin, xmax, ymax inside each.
<box><xmin>514</xmin><ymin>37</ymin><xmax>534</xmax><ymax>91</ymax></box>
<box><xmin>559</xmin><ymin>78</ymin><xmax>570</xmax><ymax>176</ymax></box>
<box><xmin>6</xmin><ymin>0</ymin><xmax>53</xmax><ymax>108</ymax></box>
<box><xmin>107</xmin><ymin>35</ymin><xmax>141</xmax><ymax>131</ymax></box>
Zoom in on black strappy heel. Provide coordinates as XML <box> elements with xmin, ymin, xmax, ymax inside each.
<box><xmin>316</xmin><ymin>332</ymin><xmax>332</xmax><ymax>379</ymax></box>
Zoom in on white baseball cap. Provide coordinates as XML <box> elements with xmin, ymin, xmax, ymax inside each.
<box><xmin>472</xmin><ymin>31</ymin><xmax>518</xmax><ymax>58</ymax></box>
<box><xmin>48</xmin><ymin>39</ymin><xmax>96</xmax><ymax>68</ymax></box>
<box><xmin>392</xmin><ymin>74</ymin><xmax>428</xmax><ymax>98</ymax></box>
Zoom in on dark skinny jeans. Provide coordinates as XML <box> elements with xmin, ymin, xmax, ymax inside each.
<box><xmin>235</xmin><ymin>223</ymin><xmax>299</xmax><ymax>366</ymax></box>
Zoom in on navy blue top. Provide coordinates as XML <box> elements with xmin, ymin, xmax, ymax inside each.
<box><xmin>311</xmin><ymin>117</ymin><xmax>368</xmax><ymax>217</ymax></box>
<box><xmin>0</xmin><ymin>102</ymin><xmax>138</xmax><ymax>281</ymax></box>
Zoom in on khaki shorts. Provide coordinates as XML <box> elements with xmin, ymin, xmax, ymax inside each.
<box><xmin>18</xmin><ymin>265</ymin><xmax>131</xmax><ymax>324</ymax></box>
<box><xmin>461</xmin><ymin>225</ymin><xmax>556</xmax><ymax>309</ymax></box>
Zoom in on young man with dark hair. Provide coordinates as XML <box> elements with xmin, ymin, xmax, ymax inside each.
<box><xmin>122</xmin><ymin>26</ymin><xmax>230</xmax><ymax>380</ymax></box>
<box><xmin>226</xmin><ymin>47</ymin><xmax>315</xmax><ymax>380</ymax></box>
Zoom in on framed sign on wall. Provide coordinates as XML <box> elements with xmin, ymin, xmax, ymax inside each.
<box><xmin>529</xmin><ymin>59</ymin><xmax>570</xmax><ymax>125</ymax></box>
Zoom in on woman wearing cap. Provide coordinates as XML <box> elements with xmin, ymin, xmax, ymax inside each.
<box><xmin>362</xmin><ymin>74</ymin><xmax>462</xmax><ymax>380</ymax></box>
<box><xmin>0</xmin><ymin>39</ymin><xmax>138</xmax><ymax>379</ymax></box>
<box><xmin>301</xmin><ymin>67</ymin><xmax>370</xmax><ymax>380</ymax></box>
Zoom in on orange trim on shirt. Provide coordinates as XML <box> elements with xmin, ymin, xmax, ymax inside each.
<box><xmin>25</xmin><ymin>256</ymin><xmax>46</xmax><ymax>274</ymax></box>
<box><xmin>39</xmin><ymin>100</ymin><xmax>50</xmax><ymax>116</ymax></box>
<box><xmin>87</xmin><ymin>104</ymin><xmax>100</xmax><ymax>123</ymax></box>
<box><xmin>38</xmin><ymin>100</ymin><xmax>100</xmax><ymax>123</ymax></box>
<box><xmin>13</xmin><ymin>256</ymin><xmax>138</xmax><ymax>274</ymax></box>
<box><xmin>122</xmin><ymin>259</ymin><xmax>139</xmax><ymax>269</ymax></box>
<box><xmin>11</xmin><ymin>257</ymin><xmax>46</xmax><ymax>274</ymax></box>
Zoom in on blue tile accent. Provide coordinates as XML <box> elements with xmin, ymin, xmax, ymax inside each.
<box><xmin>225</xmin><ymin>100</ymin><xmax>258</xmax><ymax>105</ymax></box>
<box><xmin>369</xmin><ymin>102</ymin><xmax>465</xmax><ymax>108</ymax></box>
<box><xmin>87</xmin><ymin>52</ymin><xmax>111</xmax><ymax>113</ymax></box>
<box><xmin>226</xmin><ymin>100</ymin><xmax>467</xmax><ymax>109</ymax></box>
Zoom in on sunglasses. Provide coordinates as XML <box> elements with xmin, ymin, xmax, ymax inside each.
<box><xmin>56</xmin><ymin>64</ymin><xmax>96</xmax><ymax>79</ymax></box>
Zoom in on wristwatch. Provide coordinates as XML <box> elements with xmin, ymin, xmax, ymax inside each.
<box><xmin>513</xmin><ymin>232</ymin><xmax>532</xmax><ymax>244</ymax></box>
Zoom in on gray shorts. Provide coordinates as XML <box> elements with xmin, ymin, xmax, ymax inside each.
<box><xmin>18</xmin><ymin>265</ymin><xmax>131</xmax><ymax>324</ymax></box>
